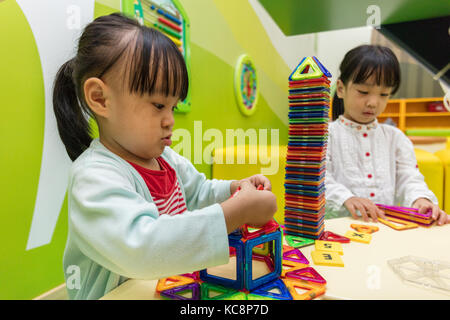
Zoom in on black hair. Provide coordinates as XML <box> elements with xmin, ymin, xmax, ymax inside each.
<box><xmin>53</xmin><ymin>13</ymin><xmax>188</xmax><ymax>161</ymax></box>
<box><xmin>332</xmin><ymin>44</ymin><xmax>400</xmax><ymax>120</ymax></box>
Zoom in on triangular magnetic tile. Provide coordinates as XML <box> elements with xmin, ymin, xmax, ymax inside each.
<box><xmin>252</xmin><ymin>279</ymin><xmax>293</xmax><ymax>300</ymax></box>
<box><xmin>319</xmin><ymin>231</ymin><xmax>350</xmax><ymax>243</ymax></box>
<box><xmin>156</xmin><ymin>275</ymin><xmax>195</xmax><ymax>293</ymax></box>
<box><xmin>285</xmin><ymin>266</ymin><xmax>326</xmax><ymax>284</ymax></box>
<box><xmin>160</xmin><ymin>282</ymin><xmax>201</xmax><ymax>300</ymax></box>
<box><xmin>283</xmin><ymin>279</ymin><xmax>326</xmax><ymax>300</ymax></box>
<box><xmin>289</xmin><ymin>57</ymin><xmax>324</xmax><ymax>81</ymax></box>
<box><xmin>283</xmin><ymin>248</ymin><xmax>310</xmax><ymax>264</ymax></box>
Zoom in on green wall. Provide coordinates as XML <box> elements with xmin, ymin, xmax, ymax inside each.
<box><xmin>0</xmin><ymin>0</ymin><xmax>290</xmax><ymax>299</ymax></box>
<box><xmin>0</xmin><ymin>0</ymin><xmax>70</xmax><ymax>300</ymax></box>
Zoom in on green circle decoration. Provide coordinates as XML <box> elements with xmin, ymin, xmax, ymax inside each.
<box><xmin>234</xmin><ymin>54</ymin><xmax>259</xmax><ymax>116</ymax></box>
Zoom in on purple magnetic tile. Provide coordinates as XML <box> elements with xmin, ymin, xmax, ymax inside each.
<box><xmin>283</xmin><ymin>248</ymin><xmax>309</xmax><ymax>264</ymax></box>
<box><xmin>160</xmin><ymin>282</ymin><xmax>201</xmax><ymax>300</ymax></box>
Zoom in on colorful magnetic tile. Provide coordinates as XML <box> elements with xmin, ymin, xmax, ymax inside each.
<box><xmin>314</xmin><ymin>240</ymin><xmax>344</xmax><ymax>255</ymax></box>
<box><xmin>311</xmin><ymin>250</ymin><xmax>344</xmax><ymax>267</ymax></box>
<box><xmin>282</xmin><ymin>279</ymin><xmax>326</xmax><ymax>300</ymax></box>
<box><xmin>244</xmin><ymin>230</ymin><xmax>282</xmax><ymax>291</ymax></box>
<box><xmin>344</xmin><ymin>230</ymin><xmax>372</xmax><ymax>244</ymax></box>
<box><xmin>160</xmin><ymin>282</ymin><xmax>201</xmax><ymax>300</ymax></box>
<box><xmin>181</xmin><ymin>271</ymin><xmax>201</xmax><ymax>282</ymax></box>
<box><xmin>156</xmin><ymin>275</ymin><xmax>195</xmax><ymax>293</ymax></box>
<box><xmin>251</xmin><ymin>279</ymin><xmax>293</xmax><ymax>300</ymax></box>
<box><xmin>200</xmin><ymin>235</ymin><xmax>245</xmax><ymax>290</ymax></box>
<box><xmin>247</xmin><ymin>293</ymin><xmax>277</xmax><ymax>300</ymax></box>
<box><xmin>241</xmin><ymin>219</ymin><xmax>279</xmax><ymax>240</ymax></box>
<box><xmin>222</xmin><ymin>292</ymin><xmax>247</xmax><ymax>300</ymax></box>
<box><xmin>283</xmin><ymin>248</ymin><xmax>310</xmax><ymax>264</ymax></box>
<box><xmin>252</xmin><ymin>241</ymin><xmax>270</xmax><ymax>256</ymax></box>
<box><xmin>319</xmin><ymin>231</ymin><xmax>350</xmax><ymax>243</ymax></box>
<box><xmin>200</xmin><ymin>283</ymin><xmax>237</xmax><ymax>300</ymax></box>
<box><xmin>378</xmin><ymin>216</ymin><xmax>419</xmax><ymax>231</ymax></box>
<box><xmin>385</xmin><ymin>212</ymin><xmax>433</xmax><ymax>226</ymax></box>
<box><xmin>285</xmin><ymin>235</ymin><xmax>315</xmax><ymax>248</ymax></box>
<box><xmin>350</xmin><ymin>224</ymin><xmax>379</xmax><ymax>234</ymax></box>
<box><xmin>281</xmin><ymin>259</ymin><xmax>308</xmax><ymax>278</ymax></box>
<box><xmin>285</xmin><ymin>266</ymin><xmax>326</xmax><ymax>284</ymax></box>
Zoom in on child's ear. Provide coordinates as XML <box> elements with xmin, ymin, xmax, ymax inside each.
<box><xmin>83</xmin><ymin>77</ymin><xmax>109</xmax><ymax>118</ymax></box>
<box><xmin>336</xmin><ymin>79</ymin><xmax>345</xmax><ymax>99</ymax></box>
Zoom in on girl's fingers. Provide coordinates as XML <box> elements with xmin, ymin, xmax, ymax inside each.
<box><xmin>346</xmin><ymin>203</ymin><xmax>359</xmax><ymax>220</ymax></box>
<box><xmin>264</xmin><ymin>179</ymin><xmax>272</xmax><ymax>191</ymax></box>
<box><xmin>377</xmin><ymin>208</ymin><xmax>386</xmax><ymax>219</ymax></box>
<box><xmin>418</xmin><ymin>204</ymin><xmax>429</xmax><ymax>215</ymax></box>
<box><xmin>367</xmin><ymin>204</ymin><xmax>379</xmax><ymax>222</ymax></box>
<box><xmin>240</xmin><ymin>179</ymin><xmax>255</xmax><ymax>190</ymax></box>
<box><xmin>355</xmin><ymin>203</ymin><xmax>369</xmax><ymax>222</ymax></box>
<box><xmin>437</xmin><ymin>210</ymin><xmax>448</xmax><ymax>226</ymax></box>
<box><xmin>361</xmin><ymin>199</ymin><xmax>378</xmax><ymax>222</ymax></box>
<box><xmin>369</xmin><ymin>207</ymin><xmax>378</xmax><ymax>223</ymax></box>
<box><xmin>431</xmin><ymin>205</ymin><xmax>440</xmax><ymax>220</ymax></box>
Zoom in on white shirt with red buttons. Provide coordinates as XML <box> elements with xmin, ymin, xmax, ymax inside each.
<box><xmin>325</xmin><ymin>115</ymin><xmax>438</xmax><ymax>219</ymax></box>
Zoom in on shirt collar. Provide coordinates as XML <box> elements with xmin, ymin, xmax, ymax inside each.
<box><xmin>337</xmin><ymin>115</ymin><xmax>378</xmax><ymax>131</ymax></box>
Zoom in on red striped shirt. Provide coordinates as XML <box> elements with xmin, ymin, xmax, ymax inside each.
<box><xmin>128</xmin><ymin>157</ymin><xmax>187</xmax><ymax>216</ymax></box>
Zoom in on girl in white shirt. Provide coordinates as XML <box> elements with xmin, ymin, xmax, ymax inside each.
<box><xmin>325</xmin><ymin>44</ymin><xmax>449</xmax><ymax>225</ymax></box>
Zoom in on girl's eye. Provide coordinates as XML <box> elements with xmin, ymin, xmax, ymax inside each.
<box><xmin>381</xmin><ymin>93</ymin><xmax>390</xmax><ymax>97</ymax></box>
<box><xmin>154</xmin><ymin>103</ymin><xmax>165</xmax><ymax>109</ymax></box>
<box><xmin>358</xmin><ymin>90</ymin><xmax>368</xmax><ymax>95</ymax></box>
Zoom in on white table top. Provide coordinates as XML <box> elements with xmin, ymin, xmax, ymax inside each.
<box><xmin>101</xmin><ymin>217</ymin><xmax>450</xmax><ymax>300</ymax></box>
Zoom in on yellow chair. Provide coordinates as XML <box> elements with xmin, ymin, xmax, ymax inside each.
<box><xmin>413</xmin><ymin>148</ymin><xmax>444</xmax><ymax>208</ymax></box>
<box><xmin>212</xmin><ymin>145</ymin><xmax>287</xmax><ymax>225</ymax></box>
<box><xmin>434</xmin><ymin>144</ymin><xmax>450</xmax><ymax>213</ymax></box>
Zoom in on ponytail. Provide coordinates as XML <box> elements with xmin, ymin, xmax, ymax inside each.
<box><xmin>332</xmin><ymin>90</ymin><xmax>344</xmax><ymax>121</ymax></box>
<box><xmin>53</xmin><ymin>58</ymin><xmax>92</xmax><ymax>161</ymax></box>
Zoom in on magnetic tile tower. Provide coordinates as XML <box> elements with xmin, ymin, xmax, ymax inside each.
<box><xmin>283</xmin><ymin>57</ymin><xmax>332</xmax><ymax>239</ymax></box>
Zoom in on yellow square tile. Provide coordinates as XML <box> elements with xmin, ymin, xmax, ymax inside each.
<box><xmin>311</xmin><ymin>250</ymin><xmax>344</xmax><ymax>267</ymax></box>
<box><xmin>314</xmin><ymin>240</ymin><xmax>344</xmax><ymax>255</ymax></box>
<box><xmin>345</xmin><ymin>230</ymin><xmax>372</xmax><ymax>244</ymax></box>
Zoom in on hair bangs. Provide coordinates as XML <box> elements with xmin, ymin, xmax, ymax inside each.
<box><xmin>126</xmin><ymin>27</ymin><xmax>188</xmax><ymax>100</ymax></box>
<box><xmin>349</xmin><ymin>46</ymin><xmax>400</xmax><ymax>94</ymax></box>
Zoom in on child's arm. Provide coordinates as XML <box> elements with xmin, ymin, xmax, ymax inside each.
<box><xmin>165</xmin><ymin>147</ymin><xmax>234</xmax><ymax>209</ymax></box>
<box><xmin>394</xmin><ymin>131</ymin><xmax>439</xmax><ymax>207</ymax></box>
<box><xmin>68</xmin><ymin>161</ymin><xmax>229</xmax><ymax>280</ymax></box>
<box><xmin>394</xmin><ymin>132</ymin><xmax>448</xmax><ymax>224</ymax></box>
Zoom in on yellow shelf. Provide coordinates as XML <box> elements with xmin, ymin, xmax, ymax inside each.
<box><xmin>378</xmin><ymin>98</ymin><xmax>448</xmax><ymax>133</ymax></box>
<box><xmin>406</xmin><ymin>112</ymin><xmax>450</xmax><ymax>117</ymax></box>
<box><xmin>378</xmin><ymin>113</ymin><xmax>399</xmax><ymax>117</ymax></box>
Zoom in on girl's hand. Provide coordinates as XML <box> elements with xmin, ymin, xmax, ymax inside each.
<box><xmin>344</xmin><ymin>197</ymin><xmax>386</xmax><ymax>222</ymax></box>
<box><xmin>230</xmin><ymin>174</ymin><xmax>272</xmax><ymax>195</ymax></box>
<box><xmin>245</xmin><ymin>174</ymin><xmax>272</xmax><ymax>191</ymax></box>
<box><xmin>222</xmin><ymin>179</ymin><xmax>277</xmax><ymax>233</ymax></box>
<box><xmin>237</xmin><ymin>179</ymin><xmax>277</xmax><ymax>227</ymax></box>
<box><xmin>413</xmin><ymin>198</ymin><xmax>449</xmax><ymax>226</ymax></box>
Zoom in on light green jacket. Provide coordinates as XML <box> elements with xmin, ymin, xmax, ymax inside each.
<box><xmin>63</xmin><ymin>139</ymin><xmax>231</xmax><ymax>299</ymax></box>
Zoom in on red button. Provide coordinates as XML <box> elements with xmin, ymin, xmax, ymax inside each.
<box><xmin>368</xmin><ymin>174</ymin><xmax>372</xmax><ymax>178</ymax></box>
<box><xmin>370</xmin><ymin>193</ymin><xmax>375</xmax><ymax>197</ymax></box>
<box><xmin>363</xmin><ymin>133</ymin><xmax>368</xmax><ymax>137</ymax></box>
<box><xmin>366</xmin><ymin>152</ymin><xmax>370</xmax><ymax>157</ymax></box>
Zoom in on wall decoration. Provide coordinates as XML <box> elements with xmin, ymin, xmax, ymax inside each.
<box><xmin>234</xmin><ymin>54</ymin><xmax>259</xmax><ymax>116</ymax></box>
<box><xmin>122</xmin><ymin>0</ymin><xmax>191</xmax><ymax>113</ymax></box>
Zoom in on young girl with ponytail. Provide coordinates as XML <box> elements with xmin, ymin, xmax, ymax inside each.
<box><xmin>54</xmin><ymin>13</ymin><xmax>276</xmax><ymax>299</ymax></box>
